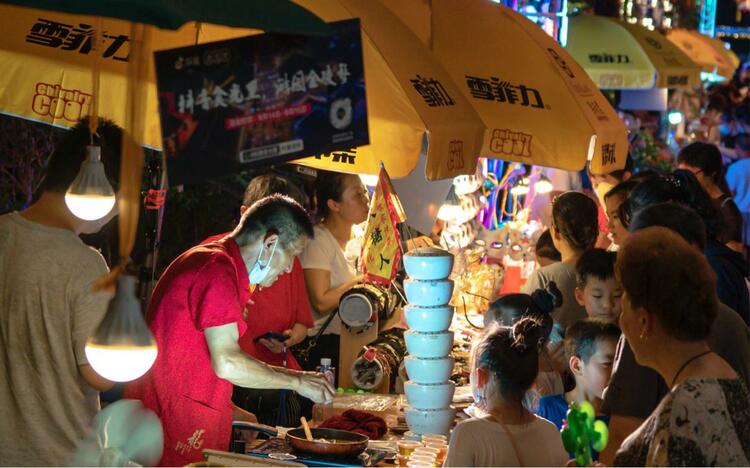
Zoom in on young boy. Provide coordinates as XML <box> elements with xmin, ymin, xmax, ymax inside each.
<box><xmin>536</xmin><ymin>320</ymin><xmax>620</xmax><ymax>459</ymax></box>
<box><xmin>575</xmin><ymin>249</ymin><xmax>622</xmax><ymax>324</ymax></box>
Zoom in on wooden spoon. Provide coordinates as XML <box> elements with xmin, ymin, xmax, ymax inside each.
<box><xmin>300</xmin><ymin>416</ymin><xmax>313</xmax><ymax>441</ymax></box>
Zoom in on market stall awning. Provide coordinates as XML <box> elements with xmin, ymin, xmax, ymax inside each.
<box><xmin>0</xmin><ymin>4</ymin><xmax>286</xmax><ymax>147</ymax></box>
<box><xmin>293</xmin><ymin>0</ymin><xmax>486</xmax><ymax>180</ymax></box>
<box><xmin>666</xmin><ymin>29</ymin><xmax>739</xmax><ymax>81</ymax></box>
<box><xmin>0</xmin><ymin>1</ymin><xmax>485</xmax><ymax>181</ymax></box>
<box><xmin>380</xmin><ymin>0</ymin><xmax>629</xmax><ymax>174</ymax></box>
<box><xmin>566</xmin><ymin>15</ymin><xmax>701</xmax><ymax>89</ymax></box>
<box><xmin>0</xmin><ymin>0</ymin><xmax>330</xmax><ymax>34</ymax></box>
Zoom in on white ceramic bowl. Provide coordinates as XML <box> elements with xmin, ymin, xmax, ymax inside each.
<box><xmin>405</xmin><ymin>356</ymin><xmax>454</xmax><ymax>384</ymax></box>
<box><xmin>404</xmin><ymin>279</ymin><xmax>454</xmax><ymax>307</ymax></box>
<box><xmin>404</xmin><ymin>304</ymin><xmax>454</xmax><ymax>333</ymax></box>
<box><xmin>404</xmin><ymin>330</ymin><xmax>454</xmax><ymax>358</ymax></box>
<box><xmin>404</xmin><ymin>406</ymin><xmax>456</xmax><ymax>435</ymax></box>
<box><xmin>404</xmin><ymin>381</ymin><xmax>455</xmax><ymax>409</ymax></box>
<box><xmin>403</xmin><ymin>248</ymin><xmax>454</xmax><ymax>280</ymax></box>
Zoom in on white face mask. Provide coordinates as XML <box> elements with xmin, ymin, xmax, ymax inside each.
<box><xmin>248</xmin><ymin>237</ymin><xmax>278</xmax><ymax>285</ymax></box>
<box><xmin>594</xmin><ymin>181</ymin><xmax>615</xmax><ymax>210</ymax></box>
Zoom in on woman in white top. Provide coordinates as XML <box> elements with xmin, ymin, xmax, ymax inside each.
<box><xmin>445</xmin><ymin>318</ymin><xmax>568</xmax><ymax>467</ymax></box>
<box><xmin>298</xmin><ymin>171</ymin><xmax>369</xmax><ymax>371</ymax></box>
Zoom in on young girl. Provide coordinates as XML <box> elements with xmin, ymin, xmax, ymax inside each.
<box><xmin>523</xmin><ymin>191</ymin><xmax>599</xmax><ymax>330</ymax></box>
<box><xmin>445</xmin><ymin>318</ymin><xmax>569</xmax><ymax>467</ymax></box>
<box><xmin>484</xmin><ymin>284</ymin><xmax>565</xmax><ymax>396</ymax></box>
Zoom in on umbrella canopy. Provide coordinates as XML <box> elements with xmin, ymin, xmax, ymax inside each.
<box><xmin>292</xmin><ymin>0</ymin><xmax>486</xmax><ymax>180</ymax></box>
<box><xmin>666</xmin><ymin>29</ymin><xmax>739</xmax><ymax>81</ymax></box>
<box><xmin>0</xmin><ymin>1</ymin><xmax>486</xmax><ymax>180</ymax></box>
<box><xmin>0</xmin><ymin>4</ymin><xmax>263</xmax><ymax>147</ymax></box>
<box><xmin>566</xmin><ymin>15</ymin><xmax>701</xmax><ymax>89</ymax></box>
<box><xmin>0</xmin><ymin>0</ymin><xmax>330</xmax><ymax>34</ymax></box>
<box><xmin>381</xmin><ymin>0</ymin><xmax>629</xmax><ymax>174</ymax></box>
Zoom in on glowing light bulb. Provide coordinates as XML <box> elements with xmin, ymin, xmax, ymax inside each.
<box><xmin>534</xmin><ymin>178</ymin><xmax>554</xmax><ymax>194</ymax></box>
<box><xmin>510</xmin><ymin>183</ymin><xmax>530</xmax><ymax>196</ymax></box>
<box><xmin>65</xmin><ymin>194</ymin><xmax>116</xmax><ymax>221</ymax></box>
<box><xmin>668</xmin><ymin>111</ymin><xmax>683</xmax><ymax>125</ymax></box>
<box><xmin>84</xmin><ymin>344</ymin><xmax>158</xmax><ymax>382</ymax></box>
<box><xmin>437</xmin><ymin>186</ymin><xmax>462</xmax><ymax>221</ymax></box>
<box><xmin>65</xmin><ymin>145</ymin><xmax>116</xmax><ymax>221</ymax></box>
<box><xmin>359</xmin><ymin>174</ymin><xmax>379</xmax><ymax>187</ymax></box>
<box><xmin>86</xmin><ymin>275</ymin><xmax>157</xmax><ymax>382</ymax></box>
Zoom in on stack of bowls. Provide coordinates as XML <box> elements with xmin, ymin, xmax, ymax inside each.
<box><xmin>402</xmin><ymin>247</ymin><xmax>456</xmax><ymax>435</ymax></box>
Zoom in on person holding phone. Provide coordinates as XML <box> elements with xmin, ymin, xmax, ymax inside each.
<box><xmin>202</xmin><ymin>174</ymin><xmax>315</xmax><ymax>427</ymax></box>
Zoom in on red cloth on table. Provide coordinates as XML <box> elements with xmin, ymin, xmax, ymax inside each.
<box><xmin>203</xmin><ymin>233</ymin><xmax>314</xmax><ymax>370</ymax></box>
<box><xmin>124</xmin><ymin>237</ymin><xmax>250</xmax><ymax>466</ymax></box>
<box><xmin>319</xmin><ymin>409</ymin><xmax>387</xmax><ymax>439</ymax></box>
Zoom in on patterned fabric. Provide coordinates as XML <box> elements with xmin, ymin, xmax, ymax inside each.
<box><xmin>614</xmin><ymin>378</ymin><xmax>750</xmax><ymax>466</ymax></box>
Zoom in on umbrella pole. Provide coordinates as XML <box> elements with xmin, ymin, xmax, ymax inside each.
<box><xmin>139</xmin><ymin>150</ymin><xmax>167</xmax><ymax>304</ymax></box>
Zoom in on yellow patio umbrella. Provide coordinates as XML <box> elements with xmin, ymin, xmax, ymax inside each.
<box><xmin>666</xmin><ymin>29</ymin><xmax>739</xmax><ymax>80</ymax></box>
<box><xmin>0</xmin><ymin>4</ymin><xmax>261</xmax><ymax>147</ymax></box>
<box><xmin>381</xmin><ymin>0</ymin><xmax>629</xmax><ymax>174</ymax></box>
<box><xmin>0</xmin><ymin>2</ymin><xmax>485</xmax><ymax>181</ymax></box>
<box><xmin>565</xmin><ymin>15</ymin><xmax>701</xmax><ymax>89</ymax></box>
<box><xmin>292</xmin><ymin>0</ymin><xmax>486</xmax><ymax>180</ymax></box>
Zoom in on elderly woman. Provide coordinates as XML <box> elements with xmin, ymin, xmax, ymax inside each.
<box><xmin>613</xmin><ymin>227</ymin><xmax>750</xmax><ymax>466</ymax></box>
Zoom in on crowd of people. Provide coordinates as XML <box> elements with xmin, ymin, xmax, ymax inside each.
<box><xmin>1</xmin><ymin>112</ymin><xmax>750</xmax><ymax>467</ymax></box>
<box><xmin>446</xmin><ymin>141</ymin><xmax>750</xmax><ymax>466</ymax></box>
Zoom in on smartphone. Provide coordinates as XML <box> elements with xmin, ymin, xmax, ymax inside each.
<box><xmin>253</xmin><ymin>332</ymin><xmax>290</xmax><ymax>344</ymax></box>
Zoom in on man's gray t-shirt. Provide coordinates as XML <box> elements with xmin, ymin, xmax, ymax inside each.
<box><xmin>522</xmin><ymin>261</ymin><xmax>587</xmax><ymax>330</ymax></box>
<box><xmin>0</xmin><ymin>212</ymin><xmax>111</xmax><ymax>465</ymax></box>
<box><xmin>602</xmin><ymin>302</ymin><xmax>750</xmax><ymax>419</ymax></box>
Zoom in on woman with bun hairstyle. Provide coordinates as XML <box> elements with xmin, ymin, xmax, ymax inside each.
<box><xmin>523</xmin><ymin>192</ymin><xmax>598</xmax><ymax>331</ymax></box>
<box><xmin>445</xmin><ymin>318</ymin><xmax>568</xmax><ymax>467</ymax></box>
<box><xmin>485</xmin><ymin>283</ymin><xmax>565</xmax><ymax>396</ymax></box>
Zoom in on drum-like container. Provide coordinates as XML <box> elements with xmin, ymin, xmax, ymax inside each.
<box><xmin>339</xmin><ymin>283</ymin><xmax>400</xmax><ymax>329</ymax></box>
<box><xmin>350</xmin><ymin>328</ymin><xmax>406</xmax><ymax>390</ymax></box>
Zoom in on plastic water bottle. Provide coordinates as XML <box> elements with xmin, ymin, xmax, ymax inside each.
<box><xmin>319</xmin><ymin>358</ymin><xmax>336</xmax><ymax>388</ymax></box>
<box><xmin>314</xmin><ymin>358</ymin><xmax>336</xmax><ymax>423</ymax></box>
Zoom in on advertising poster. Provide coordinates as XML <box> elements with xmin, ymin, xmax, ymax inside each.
<box><xmin>155</xmin><ymin>19</ymin><xmax>368</xmax><ymax>185</ymax></box>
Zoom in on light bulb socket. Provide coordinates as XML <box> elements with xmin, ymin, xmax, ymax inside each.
<box><xmin>88</xmin><ymin>275</ymin><xmax>155</xmax><ymax>348</ymax></box>
<box><xmin>86</xmin><ymin>145</ymin><xmax>102</xmax><ymax>162</ymax></box>
<box><xmin>67</xmin><ymin>156</ymin><xmax>115</xmax><ymax>198</ymax></box>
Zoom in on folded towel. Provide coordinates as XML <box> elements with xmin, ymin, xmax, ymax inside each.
<box><xmin>318</xmin><ymin>409</ymin><xmax>387</xmax><ymax>439</ymax></box>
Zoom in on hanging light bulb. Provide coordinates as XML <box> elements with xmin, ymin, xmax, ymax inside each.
<box><xmin>437</xmin><ymin>185</ymin><xmax>463</xmax><ymax>221</ymax></box>
<box><xmin>65</xmin><ymin>145</ymin><xmax>116</xmax><ymax>221</ymax></box>
<box><xmin>358</xmin><ymin>174</ymin><xmax>379</xmax><ymax>187</ymax></box>
<box><xmin>85</xmin><ymin>275</ymin><xmax>157</xmax><ymax>382</ymax></box>
<box><xmin>534</xmin><ymin>175</ymin><xmax>554</xmax><ymax>194</ymax></box>
<box><xmin>667</xmin><ymin>111</ymin><xmax>683</xmax><ymax>126</ymax></box>
<box><xmin>510</xmin><ymin>180</ymin><xmax>530</xmax><ymax>196</ymax></box>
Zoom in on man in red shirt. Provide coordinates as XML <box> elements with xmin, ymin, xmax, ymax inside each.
<box><xmin>214</xmin><ymin>175</ymin><xmax>314</xmax><ymax>427</ymax></box>
<box><xmin>205</xmin><ymin>175</ymin><xmax>313</xmax><ymax>370</ymax></box>
<box><xmin>124</xmin><ymin>195</ymin><xmax>334</xmax><ymax>466</ymax></box>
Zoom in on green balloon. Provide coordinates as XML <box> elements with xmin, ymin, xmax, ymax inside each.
<box><xmin>592</xmin><ymin>420</ymin><xmax>609</xmax><ymax>452</ymax></box>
